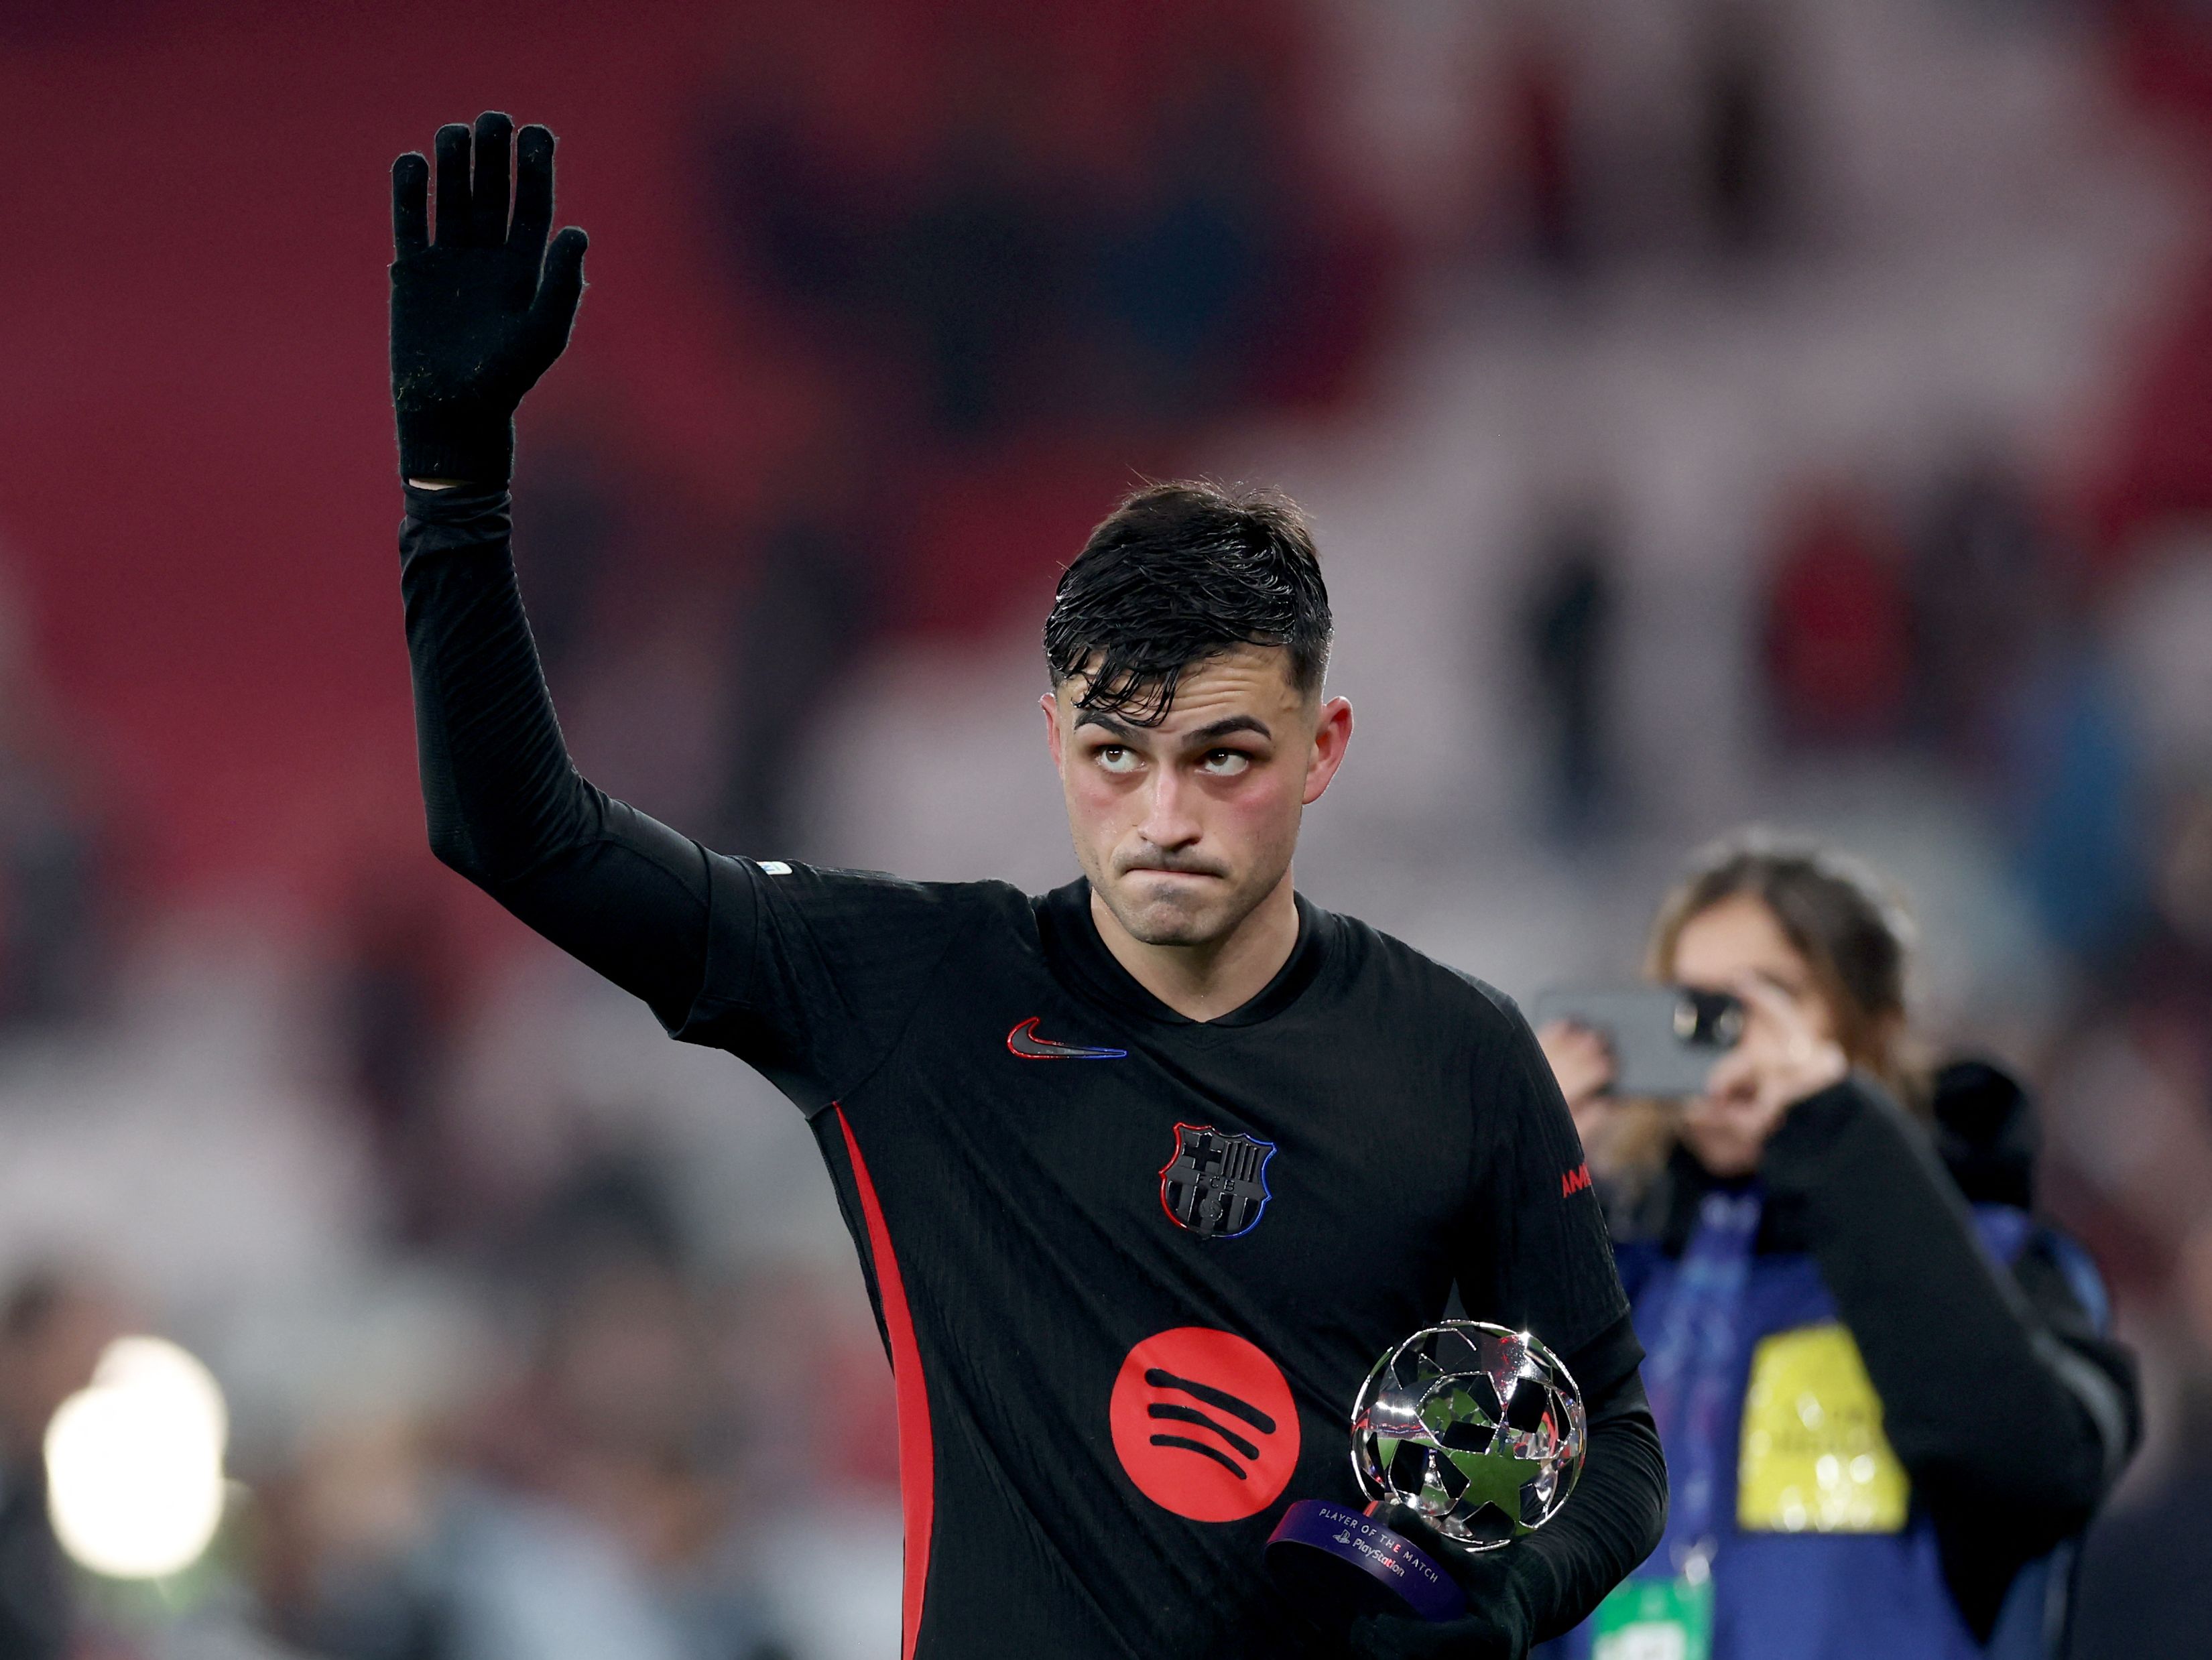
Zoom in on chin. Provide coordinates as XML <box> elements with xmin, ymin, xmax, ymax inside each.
<box><xmin>1123</xmin><ymin>915</ymin><xmax>1222</xmax><ymax>948</ymax></box>
<box><xmin>1104</xmin><ymin>883</ymin><xmax>1233</xmax><ymax>948</ymax></box>
<box><xmin>1118</xmin><ymin>904</ymin><xmax>1225</xmax><ymax>948</ymax></box>
<box><xmin>1686</xmin><ymin>1138</ymin><xmax>1760</xmax><ymax>1180</ymax></box>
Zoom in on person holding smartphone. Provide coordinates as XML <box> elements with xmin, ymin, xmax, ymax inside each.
<box><xmin>1534</xmin><ymin>832</ymin><xmax>2137</xmax><ymax>1660</ymax></box>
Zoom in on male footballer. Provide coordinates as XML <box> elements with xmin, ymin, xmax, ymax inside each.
<box><xmin>389</xmin><ymin>114</ymin><xmax>1665</xmax><ymax>1659</ymax></box>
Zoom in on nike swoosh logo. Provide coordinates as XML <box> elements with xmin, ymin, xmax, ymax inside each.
<box><xmin>1007</xmin><ymin>1017</ymin><xmax>1128</xmax><ymax>1060</ymax></box>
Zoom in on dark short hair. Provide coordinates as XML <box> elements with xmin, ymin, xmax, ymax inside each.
<box><xmin>1042</xmin><ymin>481</ymin><xmax>1332</xmax><ymax>725</ymax></box>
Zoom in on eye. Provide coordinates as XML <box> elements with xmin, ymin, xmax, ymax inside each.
<box><xmin>1199</xmin><ymin>749</ymin><xmax>1252</xmax><ymax>777</ymax></box>
<box><xmin>1094</xmin><ymin>745</ymin><xmax>1140</xmax><ymax>775</ymax></box>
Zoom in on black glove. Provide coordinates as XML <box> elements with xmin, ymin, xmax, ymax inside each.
<box><xmin>390</xmin><ymin>111</ymin><xmax>589</xmax><ymax>484</ymax></box>
<box><xmin>1343</xmin><ymin>1530</ymin><xmax>1534</xmax><ymax>1660</ymax></box>
<box><xmin>1345</xmin><ymin>1606</ymin><xmax>1530</xmax><ymax>1660</ymax></box>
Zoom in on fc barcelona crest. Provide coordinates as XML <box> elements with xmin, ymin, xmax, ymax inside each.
<box><xmin>1159</xmin><ymin>1123</ymin><xmax>1277</xmax><ymax>1239</ymax></box>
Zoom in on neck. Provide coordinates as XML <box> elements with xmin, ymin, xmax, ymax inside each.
<box><xmin>1089</xmin><ymin>867</ymin><xmax>1301</xmax><ymax>1022</ymax></box>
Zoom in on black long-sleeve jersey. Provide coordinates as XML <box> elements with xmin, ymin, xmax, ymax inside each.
<box><xmin>400</xmin><ymin>485</ymin><xmax>1667</xmax><ymax>1659</ymax></box>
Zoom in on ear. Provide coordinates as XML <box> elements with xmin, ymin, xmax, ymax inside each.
<box><xmin>1301</xmin><ymin>696</ymin><xmax>1353</xmax><ymax>806</ymax></box>
<box><xmin>1041</xmin><ymin>690</ymin><xmax>1066</xmax><ymax>776</ymax></box>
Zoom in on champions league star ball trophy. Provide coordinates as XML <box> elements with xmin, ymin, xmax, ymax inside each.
<box><xmin>1265</xmin><ymin>1323</ymin><xmax>1587</xmax><ymax>1625</ymax></box>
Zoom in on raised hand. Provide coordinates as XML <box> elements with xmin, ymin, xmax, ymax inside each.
<box><xmin>390</xmin><ymin>112</ymin><xmax>589</xmax><ymax>484</ymax></box>
<box><xmin>1681</xmin><ymin>974</ymin><xmax>1848</xmax><ymax>1177</ymax></box>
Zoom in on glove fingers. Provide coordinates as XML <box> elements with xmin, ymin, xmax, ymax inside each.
<box><xmin>392</xmin><ymin>152</ymin><xmax>429</xmax><ymax>258</ymax></box>
<box><xmin>518</xmin><ymin>225</ymin><xmax>589</xmax><ymax>373</ymax></box>
<box><xmin>1349</xmin><ymin>1611</ymin><xmax>1514</xmax><ymax>1660</ymax></box>
<box><xmin>432</xmin><ymin>123</ymin><xmax>472</xmax><ymax>247</ymax></box>
<box><xmin>508</xmin><ymin>125</ymin><xmax>555</xmax><ymax>283</ymax></box>
<box><xmin>469</xmin><ymin>111</ymin><xmax>513</xmax><ymax>248</ymax></box>
<box><xmin>1346</xmin><ymin>1614</ymin><xmax>1446</xmax><ymax>1659</ymax></box>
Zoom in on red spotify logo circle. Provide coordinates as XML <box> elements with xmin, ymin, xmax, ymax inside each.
<box><xmin>1109</xmin><ymin>1327</ymin><xmax>1300</xmax><ymax>1521</ymax></box>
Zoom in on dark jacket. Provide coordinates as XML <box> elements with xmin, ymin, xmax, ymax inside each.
<box><xmin>1574</xmin><ymin>1062</ymin><xmax>2138</xmax><ymax>1660</ymax></box>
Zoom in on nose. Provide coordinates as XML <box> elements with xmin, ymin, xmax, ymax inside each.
<box><xmin>1137</xmin><ymin>764</ymin><xmax>1201</xmax><ymax>851</ymax></box>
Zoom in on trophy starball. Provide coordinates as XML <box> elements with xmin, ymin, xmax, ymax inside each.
<box><xmin>1265</xmin><ymin>1322</ymin><xmax>1587</xmax><ymax>1624</ymax></box>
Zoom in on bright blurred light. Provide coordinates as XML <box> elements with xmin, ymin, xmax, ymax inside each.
<box><xmin>45</xmin><ymin>1334</ymin><xmax>229</xmax><ymax>1578</ymax></box>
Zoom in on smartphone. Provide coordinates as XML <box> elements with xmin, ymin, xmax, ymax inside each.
<box><xmin>1530</xmin><ymin>986</ymin><xmax>1745</xmax><ymax>1099</ymax></box>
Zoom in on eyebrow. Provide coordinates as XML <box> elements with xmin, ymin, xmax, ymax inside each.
<box><xmin>1186</xmin><ymin>715</ymin><xmax>1272</xmax><ymax>744</ymax></box>
<box><xmin>1072</xmin><ymin>709</ymin><xmax>1136</xmax><ymax>737</ymax></box>
<box><xmin>1072</xmin><ymin>711</ymin><xmax>1273</xmax><ymax>745</ymax></box>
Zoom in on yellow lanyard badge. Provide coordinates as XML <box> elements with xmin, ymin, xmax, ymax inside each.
<box><xmin>1736</xmin><ymin>1323</ymin><xmax>1908</xmax><ymax>1533</ymax></box>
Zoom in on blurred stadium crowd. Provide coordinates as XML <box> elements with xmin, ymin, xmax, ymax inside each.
<box><xmin>0</xmin><ymin>0</ymin><xmax>2211</xmax><ymax>1656</ymax></box>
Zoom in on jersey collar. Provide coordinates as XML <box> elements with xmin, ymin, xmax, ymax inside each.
<box><xmin>1032</xmin><ymin>877</ymin><xmax>1333</xmax><ymax>1029</ymax></box>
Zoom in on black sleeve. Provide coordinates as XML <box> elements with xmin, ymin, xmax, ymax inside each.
<box><xmin>401</xmin><ymin>484</ymin><xmax>971</xmax><ymax>1107</ymax></box>
<box><xmin>1761</xmin><ymin>1078</ymin><xmax>2139</xmax><ymax>1570</ymax></box>
<box><xmin>1451</xmin><ymin>994</ymin><xmax>1662</xmax><ymax>1639</ymax></box>
<box><xmin>1505</xmin><ymin>1316</ymin><xmax>1668</xmax><ymax>1646</ymax></box>
<box><xmin>1454</xmin><ymin>988</ymin><xmax>1634</xmax><ymax>1363</ymax></box>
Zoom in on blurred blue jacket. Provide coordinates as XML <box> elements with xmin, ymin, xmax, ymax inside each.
<box><xmin>1550</xmin><ymin>1062</ymin><xmax>2134</xmax><ymax>1660</ymax></box>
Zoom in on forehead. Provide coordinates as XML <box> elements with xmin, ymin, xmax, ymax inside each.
<box><xmin>1066</xmin><ymin>644</ymin><xmax>1304</xmax><ymax>734</ymax></box>
<box><xmin>1670</xmin><ymin>893</ymin><xmax>1807</xmax><ymax>980</ymax></box>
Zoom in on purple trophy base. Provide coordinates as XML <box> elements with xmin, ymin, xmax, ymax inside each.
<box><xmin>1264</xmin><ymin>1498</ymin><xmax>1468</xmax><ymax>1624</ymax></box>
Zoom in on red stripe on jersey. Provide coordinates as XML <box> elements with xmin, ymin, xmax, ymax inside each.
<box><xmin>837</xmin><ymin>1106</ymin><xmax>934</xmax><ymax>1660</ymax></box>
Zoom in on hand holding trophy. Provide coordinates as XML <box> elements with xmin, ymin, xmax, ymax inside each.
<box><xmin>1266</xmin><ymin>1324</ymin><xmax>1586</xmax><ymax>1632</ymax></box>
